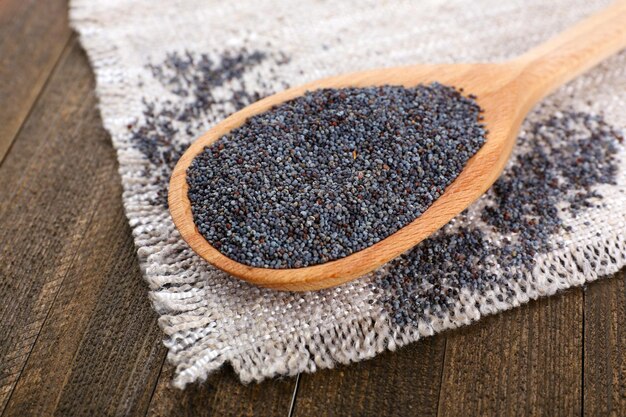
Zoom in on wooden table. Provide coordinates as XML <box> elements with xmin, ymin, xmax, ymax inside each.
<box><xmin>1</xmin><ymin>1</ymin><xmax>625</xmax><ymax>416</ymax></box>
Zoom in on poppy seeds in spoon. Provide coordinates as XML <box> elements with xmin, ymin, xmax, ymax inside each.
<box><xmin>186</xmin><ymin>83</ymin><xmax>486</xmax><ymax>268</ymax></box>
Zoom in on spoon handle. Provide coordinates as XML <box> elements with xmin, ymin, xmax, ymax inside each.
<box><xmin>515</xmin><ymin>0</ymin><xmax>626</xmax><ymax>104</ymax></box>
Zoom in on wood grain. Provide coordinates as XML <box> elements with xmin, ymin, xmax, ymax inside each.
<box><xmin>0</xmin><ymin>39</ymin><xmax>101</xmax><ymax>412</ymax></box>
<box><xmin>0</xmin><ymin>40</ymin><xmax>166</xmax><ymax>417</ymax></box>
<box><xmin>147</xmin><ymin>364</ymin><xmax>297</xmax><ymax>417</ymax></box>
<box><xmin>292</xmin><ymin>336</ymin><xmax>446</xmax><ymax>417</ymax></box>
<box><xmin>168</xmin><ymin>0</ymin><xmax>626</xmax><ymax>291</ymax></box>
<box><xmin>583</xmin><ymin>272</ymin><xmax>626</xmax><ymax>416</ymax></box>
<box><xmin>438</xmin><ymin>289</ymin><xmax>583</xmax><ymax>416</ymax></box>
<box><xmin>0</xmin><ymin>0</ymin><xmax>71</xmax><ymax>163</ymax></box>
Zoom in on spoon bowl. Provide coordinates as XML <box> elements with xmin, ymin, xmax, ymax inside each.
<box><xmin>169</xmin><ymin>1</ymin><xmax>626</xmax><ymax>291</ymax></box>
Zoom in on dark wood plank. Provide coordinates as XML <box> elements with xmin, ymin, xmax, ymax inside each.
<box><xmin>583</xmin><ymin>272</ymin><xmax>626</xmax><ymax>416</ymax></box>
<box><xmin>438</xmin><ymin>289</ymin><xmax>583</xmax><ymax>416</ymax></box>
<box><xmin>0</xmin><ymin>38</ymin><xmax>96</xmax><ymax>412</ymax></box>
<box><xmin>3</xmin><ymin>180</ymin><xmax>166</xmax><ymax>417</ymax></box>
<box><xmin>292</xmin><ymin>335</ymin><xmax>446</xmax><ymax>417</ymax></box>
<box><xmin>0</xmin><ymin>0</ymin><xmax>71</xmax><ymax>162</ymax></box>
<box><xmin>147</xmin><ymin>364</ymin><xmax>297</xmax><ymax>417</ymax></box>
<box><xmin>0</xmin><ymin>40</ymin><xmax>165</xmax><ymax>416</ymax></box>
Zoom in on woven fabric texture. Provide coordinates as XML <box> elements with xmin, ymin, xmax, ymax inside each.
<box><xmin>70</xmin><ymin>0</ymin><xmax>626</xmax><ymax>388</ymax></box>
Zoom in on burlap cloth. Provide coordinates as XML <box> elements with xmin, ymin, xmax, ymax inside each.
<box><xmin>70</xmin><ymin>0</ymin><xmax>626</xmax><ymax>388</ymax></box>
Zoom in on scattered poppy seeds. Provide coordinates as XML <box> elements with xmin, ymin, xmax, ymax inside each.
<box><xmin>376</xmin><ymin>110</ymin><xmax>622</xmax><ymax>326</ymax></box>
<box><xmin>186</xmin><ymin>83</ymin><xmax>486</xmax><ymax>268</ymax></box>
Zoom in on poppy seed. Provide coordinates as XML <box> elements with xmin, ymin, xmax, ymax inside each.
<box><xmin>187</xmin><ymin>83</ymin><xmax>486</xmax><ymax>268</ymax></box>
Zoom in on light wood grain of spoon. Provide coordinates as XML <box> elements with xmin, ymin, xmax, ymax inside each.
<box><xmin>169</xmin><ymin>1</ymin><xmax>626</xmax><ymax>291</ymax></box>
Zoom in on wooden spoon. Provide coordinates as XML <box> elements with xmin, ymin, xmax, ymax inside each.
<box><xmin>169</xmin><ymin>1</ymin><xmax>626</xmax><ymax>291</ymax></box>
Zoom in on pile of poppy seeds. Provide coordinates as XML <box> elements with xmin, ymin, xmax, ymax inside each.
<box><xmin>186</xmin><ymin>83</ymin><xmax>486</xmax><ymax>268</ymax></box>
